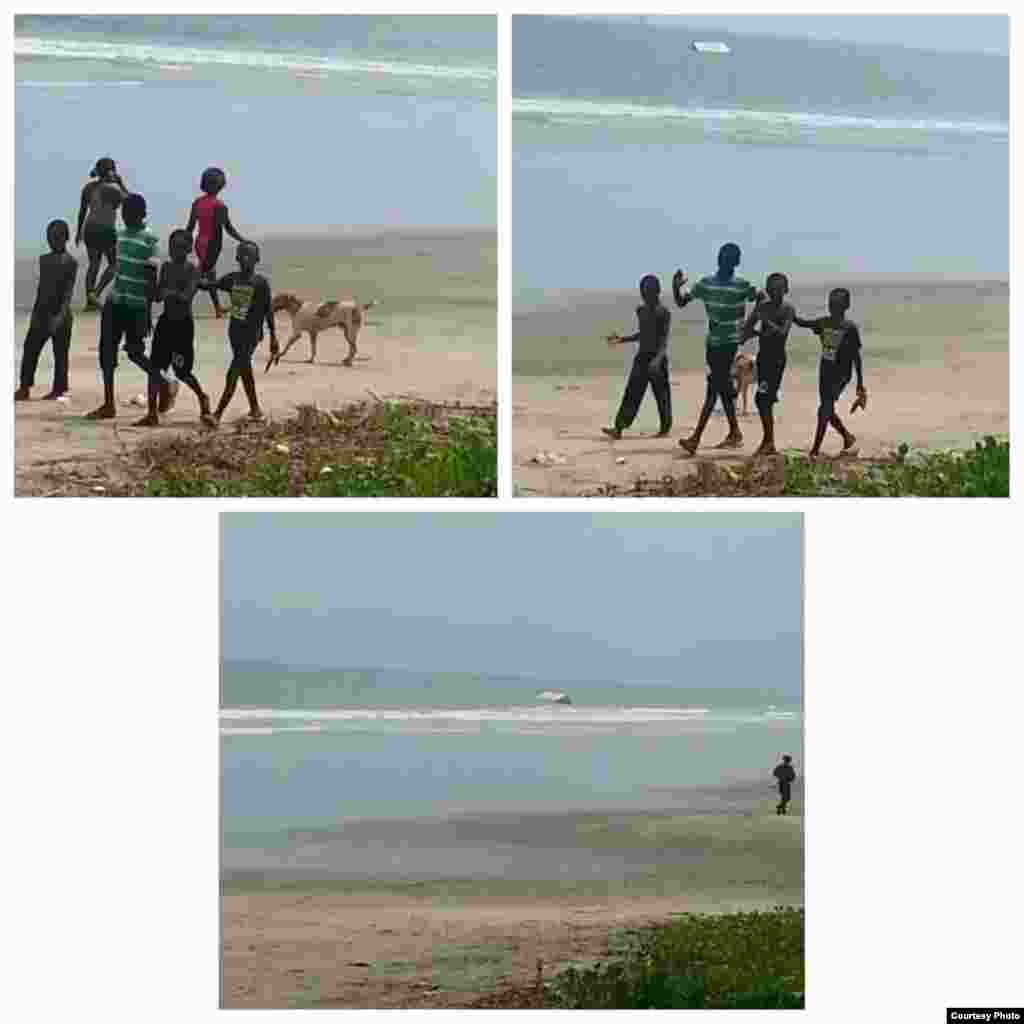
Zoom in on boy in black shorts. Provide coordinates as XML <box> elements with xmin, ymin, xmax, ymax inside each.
<box><xmin>210</xmin><ymin>242</ymin><xmax>278</xmax><ymax>424</ymax></box>
<box><xmin>15</xmin><ymin>220</ymin><xmax>79</xmax><ymax>401</ymax></box>
<box><xmin>602</xmin><ymin>274</ymin><xmax>672</xmax><ymax>439</ymax></box>
<box><xmin>741</xmin><ymin>272</ymin><xmax>795</xmax><ymax>456</ymax></box>
<box><xmin>794</xmin><ymin>287</ymin><xmax>867</xmax><ymax>458</ymax></box>
<box><xmin>136</xmin><ymin>229</ymin><xmax>216</xmax><ymax>427</ymax></box>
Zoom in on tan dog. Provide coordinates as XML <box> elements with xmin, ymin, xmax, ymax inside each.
<box><xmin>266</xmin><ymin>292</ymin><xmax>376</xmax><ymax>371</ymax></box>
<box><xmin>731</xmin><ymin>351</ymin><xmax>756</xmax><ymax>415</ymax></box>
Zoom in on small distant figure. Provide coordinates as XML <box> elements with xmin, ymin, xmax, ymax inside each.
<box><xmin>85</xmin><ymin>193</ymin><xmax>163</xmax><ymax>420</ymax></box>
<box><xmin>15</xmin><ymin>219</ymin><xmax>79</xmax><ymax>401</ymax></box>
<box><xmin>794</xmin><ymin>287</ymin><xmax>867</xmax><ymax>459</ymax></box>
<box><xmin>186</xmin><ymin>167</ymin><xmax>251</xmax><ymax>319</ymax></box>
<box><xmin>75</xmin><ymin>157</ymin><xmax>128</xmax><ymax>310</ymax></box>
<box><xmin>773</xmin><ymin>755</ymin><xmax>796</xmax><ymax>815</ymax></box>
<box><xmin>601</xmin><ymin>274</ymin><xmax>672</xmax><ymax>440</ymax></box>
<box><xmin>135</xmin><ymin>228</ymin><xmax>216</xmax><ymax>428</ymax></box>
<box><xmin>209</xmin><ymin>241</ymin><xmax>279</xmax><ymax>424</ymax></box>
<box><xmin>673</xmin><ymin>243</ymin><xmax>763</xmax><ymax>454</ymax></box>
<box><xmin>741</xmin><ymin>272</ymin><xmax>795</xmax><ymax>456</ymax></box>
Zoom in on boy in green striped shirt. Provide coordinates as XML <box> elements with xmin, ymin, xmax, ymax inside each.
<box><xmin>86</xmin><ymin>193</ymin><xmax>167</xmax><ymax>420</ymax></box>
<box><xmin>672</xmin><ymin>242</ymin><xmax>762</xmax><ymax>454</ymax></box>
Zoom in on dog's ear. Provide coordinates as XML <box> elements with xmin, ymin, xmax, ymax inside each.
<box><xmin>272</xmin><ymin>292</ymin><xmax>296</xmax><ymax>313</ymax></box>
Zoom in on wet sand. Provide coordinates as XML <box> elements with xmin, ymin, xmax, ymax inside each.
<box><xmin>512</xmin><ymin>278</ymin><xmax>1008</xmax><ymax>495</ymax></box>
<box><xmin>221</xmin><ymin>783</ymin><xmax>803</xmax><ymax>1008</ymax></box>
<box><xmin>13</xmin><ymin>229</ymin><xmax>496</xmax><ymax>494</ymax></box>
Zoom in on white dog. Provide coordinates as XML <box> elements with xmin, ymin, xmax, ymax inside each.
<box><xmin>266</xmin><ymin>293</ymin><xmax>376</xmax><ymax>371</ymax></box>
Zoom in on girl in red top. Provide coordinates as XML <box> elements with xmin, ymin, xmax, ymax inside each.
<box><xmin>185</xmin><ymin>167</ymin><xmax>250</xmax><ymax>318</ymax></box>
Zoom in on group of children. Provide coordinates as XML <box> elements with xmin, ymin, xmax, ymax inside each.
<box><xmin>604</xmin><ymin>242</ymin><xmax>868</xmax><ymax>459</ymax></box>
<box><xmin>16</xmin><ymin>160</ymin><xmax>278</xmax><ymax>428</ymax></box>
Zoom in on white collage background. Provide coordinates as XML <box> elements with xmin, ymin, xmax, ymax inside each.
<box><xmin>2</xmin><ymin>3</ymin><xmax>1021</xmax><ymax>1023</ymax></box>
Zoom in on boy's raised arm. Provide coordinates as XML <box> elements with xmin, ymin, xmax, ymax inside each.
<box><xmin>220</xmin><ymin>206</ymin><xmax>248</xmax><ymax>245</ymax></box>
<box><xmin>671</xmin><ymin>269</ymin><xmax>693</xmax><ymax>308</ymax></box>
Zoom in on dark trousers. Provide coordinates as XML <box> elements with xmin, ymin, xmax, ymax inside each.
<box><xmin>615</xmin><ymin>354</ymin><xmax>672</xmax><ymax>432</ymax></box>
<box><xmin>701</xmin><ymin>344</ymin><xmax>738</xmax><ymax>419</ymax></box>
<box><xmin>20</xmin><ymin>315</ymin><xmax>72</xmax><ymax>393</ymax></box>
<box><xmin>777</xmin><ymin>782</ymin><xmax>792</xmax><ymax>814</ymax></box>
<box><xmin>99</xmin><ymin>301</ymin><xmax>152</xmax><ymax>376</ymax></box>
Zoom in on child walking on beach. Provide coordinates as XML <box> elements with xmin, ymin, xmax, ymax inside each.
<box><xmin>85</xmin><ymin>193</ymin><xmax>165</xmax><ymax>421</ymax></box>
<box><xmin>210</xmin><ymin>241</ymin><xmax>278</xmax><ymax>424</ymax></box>
<box><xmin>741</xmin><ymin>272</ymin><xmax>795</xmax><ymax>456</ymax></box>
<box><xmin>75</xmin><ymin>157</ymin><xmax>127</xmax><ymax>310</ymax></box>
<box><xmin>135</xmin><ymin>229</ymin><xmax>216</xmax><ymax>427</ymax></box>
<box><xmin>602</xmin><ymin>274</ymin><xmax>672</xmax><ymax>440</ymax></box>
<box><xmin>673</xmin><ymin>243</ymin><xmax>762</xmax><ymax>454</ymax></box>
<box><xmin>186</xmin><ymin>167</ymin><xmax>251</xmax><ymax>319</ymax></box>
<box><xmin>773</xmin><ymin>755</ymin><xmax>796</xmax><ymax>815</ymax></box>
<box><xmin>794</xmin><ymin>287</ymin><xmax>867</xmax><ymax>458</ymax></box>
<box><xmin>15</xmin><ymin>220</ymin><xmax>79</xmax><ymax>401</ymax></box>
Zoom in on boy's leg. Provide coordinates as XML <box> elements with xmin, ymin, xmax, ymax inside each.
<box><xmin>214</xmin><ymin>366</ymin><xmax>240</xmax><ymax>420</ymax></box>
<box><xmin>240</xmin><ymin>364</ymin><xmax>263</xmax><ymax>419</ymax></box>
<box><xmin>42</xmin><ymin>316</ymin><xmax>73</xmax><ymax>397</ymax></box>
<box><xmin>651</xmin><ymin>360</ymin><xmax>672</xmax><ymax>436</ymax></box>
<box><xmin>16</xmin><ymin>320</ymin><xmax>50</xmax><ymax>398</ymax></box>
<box><xmin>87</xmin><ymin>302</ymin><xmax>121</xmax><ymax>417</ymax></box>
<box><xmin>810</xmin><ymin>363</ymin><xmax>835</xmax><ymax>456</ymax></box>
<box><xmin>606</xmin><ymin>356</ymin><xmax>649</xmax><ymax>437</ymax></box>
<box><xmin>679</xmin><ymin>366</ymin><xmax>718</xmax><ymax>454</ymax></box>
<box><xmin>712</xmin><ymin>345</ymin><xmax>743</xmax><ymax>447</ymax></box>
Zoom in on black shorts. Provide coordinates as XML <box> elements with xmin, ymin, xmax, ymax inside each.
<box><xmin>99</xmin><ymin>301</ymin><xmax>149</xmax><ymax>370</ymax></box>
<box><xmin>706</xmin><ymin>344</ymin><xmax>738</xmax><ymax>398</ymax></box>
<box><xmin>818</xmin><ymin>360</ymin><xmax>851</xmax><ymax>413</ymax></box>
<box><xmin>756</xmin><ymin>352</ymin><xmax>787</xmax><ymax>404</ymax></box>
<box><xmin>778</xmin><ymin>782</ymin><xmax>792</xmax><ymax>801</ymax></box>
<box><xmin>229</xmin><ymin>333</ymin><xmax>259</xmax><ymax>365</ymax></box>
<box><xmin>151</xmin><ymin>314</ymin><xmax>196</xmax><ymax>377</ymax></box>
<box><xmin>84</xmin><ymin>222</ymin><xmax>118</xmax><ymax>262</ymax></box>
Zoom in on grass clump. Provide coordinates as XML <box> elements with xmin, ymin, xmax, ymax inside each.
<box><xmin>548</xmin><ymin>906</ymin><xmax>803</xmax><ymax>1010</ymax></box>
<box><xmin>39</xmin><ymin>399</ymin><xmax>496</xmax><ymax>497</ymax></box>
<box><xmin>783</xmin><ymin>436</ymin><xmax>1008</xmax><ymax>497</ymax></box>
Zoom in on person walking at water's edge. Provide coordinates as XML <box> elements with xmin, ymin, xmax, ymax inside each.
<box><xmin>773</xmin><ymin>755</ymin><xmax>796</xmax><ymax>815</ymax></box>
<box><xmin>75</xmin><ymin>157</ymin><xmax>127</xmax><ymax>311</ymax></box>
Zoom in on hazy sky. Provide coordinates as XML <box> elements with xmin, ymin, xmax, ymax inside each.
<box><xmin>639</xmin><ymin>15</ymin><xmax>1009</xmax><ymax>56</ymax></box>
<box><xmin>222</xmin><ymin>511</ymin><xmax>802</xmax><ymax>691</ymax></box>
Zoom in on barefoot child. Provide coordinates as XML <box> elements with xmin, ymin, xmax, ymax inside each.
<box><xmin>794</xmin><ymin>287</ymin><xmax>867</xmax><ymax>458</ymax></box>
<box><xmin>673</xmin><ymin>243</ymin><xmax>762</xmax><ymax>454</ymax></box>
<box><xmin>75</xmin><ymin>157</ymin><xmax>127</xmax><ymax>310</ymax></box>
<box><xmin>210</xmin><ymin>242</ymin><xmax>278</xmax><ymax>424</ymax></box>
<box><xmin>741</xmin><ymin>272</ymin><xmax>795</xmax><ymax>456</ymax></box>
<box><xmin>602</xmin><ymin>274</ymin><xmax>672</xmax><ymax>440</ymax></box>
<box><xmin>135</xmin><ymin>229</ymin><xmax>216</xmax><ymax>427</ymax></box>
<box><xmin>15</xmin><ymin>220</ymin><xmax>79</xmax><ymax>401</ymax></box>
<box><xmin>85</xmin><ymin>193</ymin><xmax>164</xmax><ymax>420</ymax></box>
<box><xmin>185</xmin><ymin>167</ymin><xmax>250</xmax><ymax>319</ymax></box>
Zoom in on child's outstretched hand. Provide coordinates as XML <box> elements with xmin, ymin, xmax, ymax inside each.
<box><xmin>605</xmin><ymin>333</ymin><xmax>621</xmax><ymax>348</ymax></box>
<box><xmin>850</xmin><ymin>387</ymin><xmax>868</xmax><ymax>414</ymax></box>
<box><xmin>672</xmin><ymin>269</ymin><xmax>687</xmax><ymax>291</ymax></box>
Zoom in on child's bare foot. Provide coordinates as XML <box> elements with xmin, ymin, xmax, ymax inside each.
<box><xmin>85</xmin><ymin>404</ymin><xmax>116</xmax><ymax>420</ymax></box>
<box><xmin>655</xmin><ymin>428</ymin><xmax>671</xmax><ymax>438</ymax></box>
<box><xmin>134</xmin><ymin>413</ymin><xmax>160</xmax><ymax>427</ymax></box>
<box><xmin>840</xmin><ymin>434</ymin><xmax>859</xmax><ymax>457</ymax></box>
<box><xmin>713</xmin><ymin>432</ymin><xmax>743</xmax><ymax>450</ymax></box>
<box><xmin>601</xmin><ymin>426</ymin><xmax>621</xmax><ymax>440</ymax></box>
<box><xmin>40</xmin><ymin>390</ymin><xmax>65</xmax><ymax>401</ymax></box>
<box><xmin>200</xmin><ymin>412</ymin><xmax>218</xmax><ymax>429</ymax></box>
<box><xmin>247</xmin><ymin>410</ymin><xmax>265</xmax><ymax>423</ymax></box>
<box><xmin>678</xmin><ymin>436</ymin><xmax>699</xmax><ymax>456</ymax></box>
<box><xmin>14</xmin><ymin>387</ymin><xmax>30</xmax><ymax>401</ymax></box>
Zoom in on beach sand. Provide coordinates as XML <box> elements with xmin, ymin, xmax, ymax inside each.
<box><xmin>221</xmin><ymin>784</ymin><xmax>803</xmax><ymax>1008</ymax></box>
<box><xmin>13</xmin><ymin>229</ymin><xmax>495</xmax><ymax>494</ymax></box>
<box><xmin>512</xmin><ymin>279</ymin><xmax>1008</xmax><ymax>496</ymax></box>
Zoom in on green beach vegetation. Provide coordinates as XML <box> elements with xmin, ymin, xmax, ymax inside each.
<box><xmin>471</xmin><ymin>907</ymin><xmax>804</xmax><ymax>1009</ymax></box>
<box><xmin>27</xmin><ymin>399</ymin><xmax>497</xmax><ymax>497</ymax></box>
<box><xmin>592</xmin><ymin>437</ymin><xmax>1008</xmax><ymax>498</ymax></box>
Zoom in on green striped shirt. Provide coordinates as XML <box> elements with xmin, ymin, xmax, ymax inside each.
<box><xmin>110</xmin><ymin>227</ymin><xmax>159</xmax><ymax>309</ymax></box>
<box><xmin>689</xmin><ymin>274</ymin><xmax>758</xmax><ymax>348</ymax></box>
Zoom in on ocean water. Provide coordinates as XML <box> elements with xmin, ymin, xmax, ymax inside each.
<box><xmin>511</xmin><ymin>17</ymin><xmax>1008</xmax><ymax>306</ymax></box>
<box><xmin>14</xmin><ymin>15</ymin><xmax>496</xmax><ymax>254</ymax></box>
<box><xmin>221</xmin><ymin>663</ymin><xmax>802</xmax><ymax>861</ymax></box>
